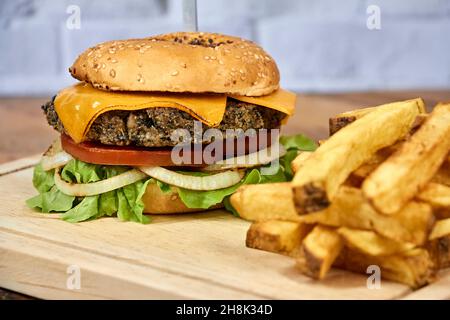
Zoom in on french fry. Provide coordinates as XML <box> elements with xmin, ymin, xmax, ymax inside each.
<box><xmin>295</xmin><ymin>226</ymin><xmax>343</xmax><ymax>280</ymax></box>
<box><xmin>291</xmin><ymin>151</ymin><xmax>313</xmax><ymax>173</ymax></box>
<box><xmin>416</xmin><ymin>183</ymin><xmax>450</xmax><ymax>218</ymax></box>
<box><xmin>347</xmin><ymin>142</ymin><xmax>404</xmax><ymax>187</ymax></box>
<box><xmin>335</xmin><ymin>248</ymin><xmax>435</xmax><ymax>289</ymax></box>
<box><xmin>431</xmin><ymin>161</ymin><xmax>450</xmax><ymax>187</ymax></box>
<box><xmin>426</xmin><ymin>235</ymin><xmax>450</xmax><ymax>269</ymax></box>
<box><xmin>328</xmin><ymin>98</ymin><xmax>426</xmax><ymax>136</ymax></box>
<box><xmin>363</xmin><ymin>103</ymin><xmax>450</xmax><ymax>215</ymax></box>
<box><xmin>293</xmin><ymin>99</ymin><xmax>422</xmax><ymax>214</ymax></box>
<box><xmin>337</xmin><ymin>227</ymin><xmax>415</xmax><ymax>256</ymax></box>
<box><xmin>230</xmin><ymin>183</ymin><xmax>298</xmax><ymax>221</ymax></box>
<box><xmin>429</xmin><ymin>218</ymin><xmax>450</xmax><ymax>240</ymax></box>
<box><xmin>297</xmin><ymin>187</ymin><xmax>433</xmax><ymax>246</ymax></box>
<box><xmin>246</xmin><ymin>220</ymin><xmax>310</xmax><ymax>256</ymax></box>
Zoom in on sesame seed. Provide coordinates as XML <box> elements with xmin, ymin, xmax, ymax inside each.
<box><xmin>110</xmin><ymin>69</ymin><xmax>116</xmax><ymax>78</ymax></box>
<box><xmin>239</xmin><ymin>69</ymin><xmax>244</xmax><ymax>74</ymax></box>
<box><xmin>231</xmin><ymin>67</ymin><xmax>236</xmax><ymax>72</ymax></box>
<box><xmin>265</xmin><ymin>56</ymin><xmax>271</xmax><ymax>61</ymax></box>
<box><xmin>101</xmin><ymin>63</ymin><xmax>106</xmax><ymax>69</ymax></box>
<box><xmin>111</xmin><ymin>59</ymin><xmax>118</xmax><ymax>63</ymax></box>
<box><xmin>204</xmin><ymin>56</ymin><xmax>210</xmax><ymax>60</ymax></box>
<box><xmin>210</xmin><ymin>56</ymin><xmax>217</xmax><ymax>60</ymax></box>
<box><xmin>235</xmin><ymin>55</ymin><xmax>241</xmax><ymax>59</ymax></box>
<box><xmin>171</xmin><ymin>71</ymin><xmax>179</xmax><ymax>76</ymax></box>
<box><xmin>218</xmin><ymin>60</ymin><xmax>224</xmax><ymax>65</ymax></box>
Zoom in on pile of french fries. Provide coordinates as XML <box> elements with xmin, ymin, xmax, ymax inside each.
<box><xmin>231</xmin><ymin>98</ymin><xmax>450</xmax><ymax>289</ymax></box>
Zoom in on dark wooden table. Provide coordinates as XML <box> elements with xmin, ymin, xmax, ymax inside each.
<box><xmin>1</xmin><ymin>90</ymin><xmax>449</xmax><ymax>299</ymax></box>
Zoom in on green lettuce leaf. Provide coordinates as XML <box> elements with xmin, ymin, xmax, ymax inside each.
<box><xmin>61</xmin><ymin>159</ymin><xmax>102</xmax><ymax>183</ymax></box>
<box><xmin>156</xmin><ymin>180</ymin><xmax>172</xmax><ymax>194</ymax></box>
<box><xmin>27</xmin><ymin>159</ymin><xmax>150</xmax><ymax>224</ymax></box>
<box><xmin>62</xmin><ymin>195</ymin><xmax>100</xmax><ymax>222</ymax></box>
<box><xmin>26</xmin><ymin>186</ymin><xmax>75</xmax><ymax>212</ymax></box>
<box><xmin>32</xmin><ymin>163</ymin><xmax>55</xmax><ymax>193</ymax></box>
<box><xmin>177</xmin><ymin>169</ymin><xmax>261</xmax><ymax>209</ymax></box>
<box><xmin>27</xmin><ymin>162</ymin><xmax>77</xmax><ymax>212</ymax></box>
<box><xmin>280</xmin><ymin>134</ymin><xmax>317</xmax><ymax>151</ymax></box>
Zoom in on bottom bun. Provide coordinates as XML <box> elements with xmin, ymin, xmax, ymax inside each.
<box><xmin>142</xmin><ymin>183</ymin><xmax>223</xmax><ymax>214</ymax></box>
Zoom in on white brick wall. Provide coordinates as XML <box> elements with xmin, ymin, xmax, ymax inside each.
<box><xmin>1</xmin><ymin>0</ymin><xmax>449</xmax><ymax>95</ymax></box>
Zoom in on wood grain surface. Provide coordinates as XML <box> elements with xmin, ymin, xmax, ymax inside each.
<box><xmin>1</xmin><ymin>91</ymin><xmax>449</xmax><ymax>300</ymax></box>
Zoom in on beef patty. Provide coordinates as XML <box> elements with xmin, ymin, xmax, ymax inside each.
<box><xmin>43</xmin><ymin>97</ymin><xmax>285</xmax><ymax>147</ymax></box>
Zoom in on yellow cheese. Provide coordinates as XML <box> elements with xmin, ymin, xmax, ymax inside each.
<box><xmin>230</xmin><ymin>89</ymin><xmax>296</xmax><ymax>117</ymax></box>
<box><xmin>54</xmin><ymin>82</ymin><xmax>296</xmax><ymax>143</ymax></box>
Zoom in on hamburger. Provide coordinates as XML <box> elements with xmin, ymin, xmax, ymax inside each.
<box><xmin>27</xmin><ymin>32</ymin><xmax>315</xmax><ymax>223</ymax></box>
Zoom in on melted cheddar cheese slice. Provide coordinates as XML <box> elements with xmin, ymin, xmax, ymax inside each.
<box><xmin>54</xmin><ymin>82</ymin><xmax>296</xmax><ymax>143</ymax></box>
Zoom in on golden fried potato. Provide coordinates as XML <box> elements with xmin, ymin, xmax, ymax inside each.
<box><xmin>363</xmin><ymin>103</ymin><xmax>450</xmax><ymax>215</ymax></box>
<box><xmin>416</xmin><ymin>183</ymin><xmax>450</xmax><ymax>219</ymax></box>
<box><xmin>335</xmin><ymin>248</ymin><xmax>435</xmax><ymax>289</ymax></box>
<box><xmin>426</xmin><ymin>235</ymin><xmax>450</xmax><ymax>269</ymax></box>
<box><xmin>230</xmin><ymin>183</ymin><xmax>299</xmax><ymax>221</ymax></box>
<box><xmin>297</xmin><ymin>187</ymin><xmax>433</xmax><ymax>246</ymax></box>
<box><xmin>337</xmin><ymin>227</ymin><xmax>415</xmax><ymax>256</ymax></box>
<box><xmin>291</xmin><ymin>151</ymin><xmax>313</xmax><ymax>173</ymax></box>
<box><xmin>295</xmin><ymin>226</ymin><xmax>343</xmax><ymax>279</ymax></box>
<box><xmin>293</xmin><ymin>99</ymin><xmax>423</xmax><ymax>214</ymax></box>
<box><xmin>246</xmin><ymin>220</ymin><xmax>310</xmax><ymax>256</ymax></box>
<box><xmin>328</xmin><ymin>98</ymin><xmax>425</xmax><ymax>136</ymax></box>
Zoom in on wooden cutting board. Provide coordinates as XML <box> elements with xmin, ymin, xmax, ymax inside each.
<box><xmin>0</xmin><ymin>155</ymin><xmax>448</xmax><ymax>299</ymax></box>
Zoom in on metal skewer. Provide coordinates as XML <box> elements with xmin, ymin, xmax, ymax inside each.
<box><xmin>182</xmin><ymin>0</ymin><xmax>198</xmax><ymax>32</ymax></box>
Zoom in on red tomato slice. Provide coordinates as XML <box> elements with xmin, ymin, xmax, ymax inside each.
<box><xmin>61</xmin><ymin>132</ymin><xmax>273</xmax><ymax>167</ymax></box>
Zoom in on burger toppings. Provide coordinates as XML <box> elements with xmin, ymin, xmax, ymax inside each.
<box><xmin>138</xmin><ymin>166</ymin><xmax>245</xmax><ymax>191</ymax></box>
<box><xmin>44</xmin><ymin>96</ymin><xmax>286</xmax><ymax>148</ymax></box>
<box><xmin>54</xmin><ymin>168</ymin><xmax>147</xmax><ymax>197</ymax></box>
<box><xmin>27</xmin><ymin>135</ymin><xmax>317</xmax><ymax>223</ymax></box>
<box><xmin>49</xmin><ymin>83</ymin><xmax>295</xmax><ymax>144</ymax></box>
<box><xmin>26</xmin><ymin>31</ymin><xmax>312</xmax><ymax>223</ymax></box>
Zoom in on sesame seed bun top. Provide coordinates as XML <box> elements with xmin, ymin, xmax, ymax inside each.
<box><xmin>69</xmin><ymin>32</ymin><xmax>280</xmax><ymax>96</ymax></box>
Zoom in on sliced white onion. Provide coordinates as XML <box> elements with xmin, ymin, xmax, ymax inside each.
<box><xmin>202</xmin><ymin>143</ymin><xmax>287</xmax><ymax>171</ymax></box>
<box><xmin>54</xmin><ymin>169</ymin><xmax>147</xmax><ymax>196</ymax></box>
<box><xmin>138</xmin><ymin>166</ymin><xmax>244</xmax><ymax>191</ymax></box>
<box><xmin>41</xmin><ymin>151</ymin><xmax>74</xmax><ymax>171</ymax></box>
